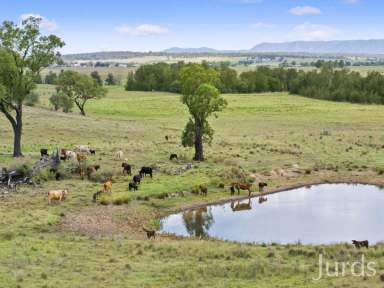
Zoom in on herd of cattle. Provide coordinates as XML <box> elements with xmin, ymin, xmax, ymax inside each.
<box><xmin>40</xmin><ymin>145</ymin><xmax>269</xmax><ymax>205</ymax></box>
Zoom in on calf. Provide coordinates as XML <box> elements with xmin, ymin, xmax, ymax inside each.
<box><xmin>258</xmin><ymin>182</ymin><xmax>268</xmax><ymax>192</ymax></box>
<box><xmin>76</xmin><ymin>153</ymin><xmax>87</xmax><ymax>163</ymax></box>
<box><xmin>140</xmin><ymin>167</ymin><xmax>153</xmax><ymax>178</ymax></box>
<box><xmin>352</xmin><ymin>240</ymin><xmax>369</xmax><ymax>249</ymax></box>
<box><xmin>121</xmin><ymin>163</ymin><xmax>132</xmax><ymax>175</ymax></box>
<box><xmin>143</xmin><ymin>227</ymin><xmax>156</xmax><ymax>239</ymax></box>
<box><xmin>90</xmin><ymin>149</ymin><xmax>96</xmax><ymax>155</ymax></box>
<box><xmin>61</xmin><ymin>149</ymin><xmax>68</xmax><ymax>156</ymax></box>
<box><xmin>47</xmin><ymin>189</ymin><xmax>68</xmax><ymax>205</ymax></box>
<box><xmin>115</xmin><ymin>150</ymin><xmax>124</xmax><ymax>160</ymax></box>
<box><xmin>133</xmin><ymin>174</ymin><xmax>141</xmax><ymax>185</ymax></box>
<box><xmin>65</xmin><ymin>150</ymin><xmax>77</xmax><ymax>161</ymax></box>
<box><xmin>169</xmin><ymin>153</ymin><xmax>178</xmax><ymax>161</ymax></box>
<box><xmin>40</xmin><ymin>148</ymin><xmax>49</xmax><ymax>157</ymax></box>
<box><xmin>128</xmin><ymin>181</ymin><xmax>138</xmax><ymax>191</ymax></box>
<box><xmin>199</xmin><ymin>184</ymin><xmax>208</xmax><ymax>196</ymax></box>
<box><xmin>102</xmin><ymin>180</ymin><xmax>112</xmax><ymax>193</ymax></box>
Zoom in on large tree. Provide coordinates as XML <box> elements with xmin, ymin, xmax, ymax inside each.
<box><xmin>56</xmin><ymin>70</ymin><xmax>106</xmax><ymax>116</ymax></box>
<box><xmin>180</xmin><ymin>64</ymin><xmax>227</xmax><ymax>161</ymax></box>
<box><xmin>0</xmin><ymin>17</ymin><xmax>64</xmax><ymax>157</ymax></box>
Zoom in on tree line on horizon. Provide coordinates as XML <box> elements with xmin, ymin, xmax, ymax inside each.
<box><xmin>125</xmin><ymin>62</ymin><xmax>384</xmax><ymax>105</ymax></box>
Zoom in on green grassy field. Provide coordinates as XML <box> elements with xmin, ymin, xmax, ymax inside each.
<box><xmin>1</xmin><ymin>85</ymin><xmax>384</xmax><ymax>287</ymax></box>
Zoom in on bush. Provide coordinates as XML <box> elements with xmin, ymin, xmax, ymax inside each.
<box><xmin>25</xmin><ymin>92</ymin><xmax>39</xmax><ymax>106</ymax></box>
<box><xmin>49</xmin><ymin>91</ymin><xmax>73</xmax><ymax>112</ymax></box>
<box><xmin>8</xmin><ymin>163</ymin><xmax>32</xmax><ymax>177</ymax></box>
<box><xmin>88</xmin><ymin>169</ymin><xmax>114</xmax><ymax>183</ymax></box>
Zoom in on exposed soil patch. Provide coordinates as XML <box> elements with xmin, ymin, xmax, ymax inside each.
<box><xmin>57</xmin><ymin>205</ymin><xmax>157</xmax><ymax>239</ymax></box>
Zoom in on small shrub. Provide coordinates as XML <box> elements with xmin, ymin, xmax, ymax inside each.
<box><xmin>100</xmin><ymin>198</ymin><xmax>110</xmax><ymax>205</ymax></box>
<box><xmin>25</xmin><ymin>91</ymin><xmax>39</xmax><ymax>106</ymax></box>
<box><xmin>191</xmin><ymin>186</ymin><xmax>199</xmax><ymax>195</ymax></box>
<box><xmin>232</xmin><ymin>249</ymin><xmax>251</xmax><ymax>259</ymax></box>
<box><xmin>88</xmin><ymin>169</ymin><xmax>114</xmax><ymax>183</ymax></box>
<box><xmin>0</xmin><ymin>231</ymin><xmax>14</xmax><ymax>241</ymax></box>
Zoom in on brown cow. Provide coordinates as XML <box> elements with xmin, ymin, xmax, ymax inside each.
<box><xmin>121</xmin><ymin>163</ymin><xmax>132</xmax><ymax>175</ymax></box>
<box><xmin>102</xmin><ymin>180</ymin><xmax>112</xmax><ymax>193</ymax></box>
<box><xmin>231</xmin><ymin>183</ymin><xmax>252</xmax><ymax>197</ymax></box>
<box><xmin>47</xmin><ymin>189</ymin><xmax>68</xmax><ymax>205</ymax></box>
<box><xmin>199</xmin><ymin>184</ymin><xmax>208</xmax><ymax>196</ymax></box>
<box><xmin>76</xmin><ymin>153</ymin><xmax>87</xmax><ymax>163</ymax></box>
<box><xmin>86</xmin><ymin>164</ymin><xmax>100</xmax><ymax>178</ymax></box>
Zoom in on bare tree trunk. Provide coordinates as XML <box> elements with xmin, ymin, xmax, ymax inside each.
<box><xmin>75</xmin><ymin>101</ymin><xmax>86</xmax><ymax>116</ymax></box>
<box><xmin>194</xmin><ymin>121</ymin><xmax>204</xmax><ymax>161</ymax></box>
<box><xmin>12</xmin><ymin>107</ymin><xmax>23</xmax><ymax>157</ymax></box>
<box><xmin>1</xmin><ymin>103</ymin><xmax>23</xmax><ymax>157</ymax></box>
<box><xmin>79</xmin><ymin>106</ymin><xmax>86</xmax><ymax>116</ymax></box>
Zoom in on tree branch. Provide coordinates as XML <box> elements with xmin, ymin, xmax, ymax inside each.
<box><xmin>0</xmin><ymin>101</ymin><xmax>17</xmax><ymax>129</ymax></box>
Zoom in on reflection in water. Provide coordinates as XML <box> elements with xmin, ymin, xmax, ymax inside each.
<box><xmin>161</xmin><ymin>184</ymin><xmax>384</xmax><ymax>244</ymax></box>
<box><xmin>182</xmin><ymin>207</ymin><xmax>214</xmax><ymax>237</ymax></box>
<box><xmin>231</xmin><ymin>198</ymin><xmax>252</xmax><ymax>212</ymax></box>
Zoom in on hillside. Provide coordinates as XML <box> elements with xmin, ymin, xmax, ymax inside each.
<box><xmin>250</xmin><ymin>39</ymin><xmax>384</xmax><ymax>54</ymax></box>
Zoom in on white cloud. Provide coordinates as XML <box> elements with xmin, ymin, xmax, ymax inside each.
<box><xmin>289</xmin><ymin>6</ymin><xmax>322</xmax><ymax>16</ymax></box>
<box><xmin>289</xmin><ymin>23</ymin><xmax>339</xmax><ymax>41</ymax></box>
<box><xmin>115</xmin><ymin>24</ymin><xmax>169</xmax><ymax>36</ymax></box>
<box><xmin>250</xmin><ymin>22</ymin><xmax>274</xmax><ymax>29</ymax></box>
<box><xmin>20</xmin><ymin>13</ymin><xmax>58</xmax><ymax>31</ymax></box>
<box><xmin>343</xmin><ymin>0</ymin><xmax>359</xmax><ymax>4</ymax></box>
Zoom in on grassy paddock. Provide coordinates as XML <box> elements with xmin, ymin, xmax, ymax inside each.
<box><xmin>0</xmin><ymin>85</ymin><xmax>384</xmax><ymax>287</ymax></box>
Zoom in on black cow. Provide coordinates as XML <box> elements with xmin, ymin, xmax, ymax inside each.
<box><xmin>133</xmin><ymin>174</ymin><xmax>141</xmax><ymax>185</ymax></box>
<box><xmin>128</xmin><ymin>181</ymin><xmax>138</xmax><ymax>191</ymax></box>
<box><xmin>55</xmin><ymin>172</ymin><xmax>62</xmax><ymax>181</ymax></box>
<box><xmin>90</xmin><ymin>149</ymin><xmax>96</xmax><ymax>155</ymax></box>
<box><xmin>169</xmin><ymin>154</ymin><xmax>178</xmax><ymax>161</ymax></box>
<box><xmin>140</xmin><ymin>167</ymin><xmax>153</xmax><ymax>178</ymax></box>
<box><xmin>40</xmin><ymin>148</ymin><xmax>49</xmax><ymax>157</ymax></box>
<box><xmin>121</xmin><ymin>163</ymin><xmax>132</xmax><ymax>175</ymax></box>
<box><xmin>352</xmin><ymin>240</ymin><xmax>369</xmax><ymax>249</ymax></box>
<box><xmin>258</xmin><ymin>182</ymin><xmax>268</xmax><ymax>192</ymax></box>
<box><xmin>93</xmin><ymin>190</ymin><xmax>102</xmax><ymax>202</ymax></box>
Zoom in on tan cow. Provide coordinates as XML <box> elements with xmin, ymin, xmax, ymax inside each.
<box><xmin>47</xmin><ymin>189</ymin><xmax>68</xmax><ymax>205</ymax></box>
<box><xmin>102</xmin><ymin>180</ymin><xmax>112</xmax><ymax>193</ymax></box>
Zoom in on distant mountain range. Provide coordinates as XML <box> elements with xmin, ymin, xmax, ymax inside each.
<box><xmin>163</xmin><ymin>47</ymin><xmax>220</xmax><ymax>53</ymax></box>
<box><xmin>249</xmin><ymin>40</ymin><xmax>384</xmax><ymax>54</ymax></box>
<box><xmin>62</xmin><ymin>40</ymin><xmax>384</xmax><ymax>61</ymax></box>
<box><xmin>164</xmin><ymin>40</ymin><xmax>384</xmax><ymax>55</ymax></box>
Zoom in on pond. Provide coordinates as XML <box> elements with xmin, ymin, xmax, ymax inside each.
<box><xmin>160</xmin><ymin>184</ymin><xmax>384</xmax><ymax>244</ymax></box>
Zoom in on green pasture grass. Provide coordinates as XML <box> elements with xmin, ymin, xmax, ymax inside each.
<box><xmin>1</xmin><ymin>85</ymin><xmax>384</xmax><ymax>287</ymax></box>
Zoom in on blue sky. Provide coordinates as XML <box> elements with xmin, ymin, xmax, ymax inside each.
<box><xmin>1</xmin><ymin>0</ymin><xmax>382</xmax><ymax>53</ymax></box>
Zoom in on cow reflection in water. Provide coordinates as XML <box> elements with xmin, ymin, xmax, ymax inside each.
<box><xmin>231</xmin><ymin>198</ymin><xmax>252</xmax><ymax>212</ymax></box>
<box><xmin>182</xmin><ymin>207</ymin><xmax>214</xmax><ymax>237</ymax></box>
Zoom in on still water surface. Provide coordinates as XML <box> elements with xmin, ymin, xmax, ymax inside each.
<box><xmin>161</xmin><ymin>184</ymin><xmax>384</xmax><ymax>244</ymax></box>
